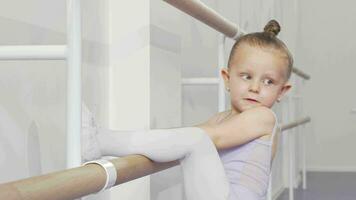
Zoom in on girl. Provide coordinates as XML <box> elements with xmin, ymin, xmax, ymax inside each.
<box><xmin>82</xmin><ymin>19</ymin><xmax>292</xmax><ymax>200</ymax></box>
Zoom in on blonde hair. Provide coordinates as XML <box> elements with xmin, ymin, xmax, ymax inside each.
<box><xmin>227</xmin><ymin>20</ymin><xmax>294</xmax><ymax>79</ymax></box>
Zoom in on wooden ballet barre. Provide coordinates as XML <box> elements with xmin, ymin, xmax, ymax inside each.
<box><xmin>163</xmin><ymin>1</ymin><xmax>311</xmax><ymax>80</ymax></box>
<box><xmin>163</xmin><ymin>0</ymin><xmax>246</xmax><ymax>39</ymax></box>
<box><xmin>0</xmin><ymin>155</ymin><xmax>178</xmax><ymax>200</ymax></box>
<box><xmin>281</xmin><ymin>116</ymin><xmax>311</xmax><ymax>131</ymax></box>
<box><xmin>292</xmin><ymin>67</ymin><xmax>311</xmax><ymax>80</ymax></box>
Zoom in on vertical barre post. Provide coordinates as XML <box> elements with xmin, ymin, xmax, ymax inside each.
<box><xmin>295</xmin><ymin>78</ymin><xmax>301</xmax><ymax>189</ymax></box>
<box><xmin>301</xmin><ymin>79</ymin><xmax>307</xmax><ymax>189</ymax></box>
<box><xmin>218</xmin><ymin>34</ymin><xmax>226</xmax><ymax>112</ymax></box>
<box><xmin>287</xmin><ymin>96</ymin><xmax>294</xmax><ymax>200</ymax></box>
<box><xmin>302</xmin><ymin>124</ymin><xmax>307</xmax><ymax>189</ymax></box>
<box><xmin>66</xmin><ymin>0</ymin><xmax>82</xmax><ymax>168</ymax></box>
<box><xmin>295</xmin><ymin>101</ymin><xmax>300</xmax><ymax>189</ymax></box>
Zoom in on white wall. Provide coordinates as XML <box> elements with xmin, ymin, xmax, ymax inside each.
<box><xmin>0</xmin><ymin>0</ymin><xmax>109</xmax><ymax>189</ymax></box>
<box><xmin>0</xmin><ymin>0</ymin><xmax>67</xmax><ymax>182</ymax></box>
<box><xmin>180</xmin><ymin>0</ymin><xmax>221</xmax><ymax>126</ymax></box>
<box><xmin>297</xmin><ymin>0</ymin><xmax>356</xmax><ymax>171</ymax></box>
<box><xmin>107</xmin><ymin>0</ymin><xmax>151</xmax><ymax>199</ymax></box>
<box><xmin>150</xmin><ymin>1</ymin><xmax>195</xmax><ymax>199</ymax></box>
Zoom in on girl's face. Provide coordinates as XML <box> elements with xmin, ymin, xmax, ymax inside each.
<box><xmin>222</xmin><ymin>43</ymin><xmax>291</xmax><ymax>114</ymax></box>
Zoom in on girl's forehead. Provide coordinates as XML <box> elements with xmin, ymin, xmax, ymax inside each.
<box><xmin>230</xmin><ymin>44</ymin><xmax>288</xmax><ymax>76</ymax></box>
<box><xmin>233</xmin><ymin>44</ymin><xmax>284</xmax><ymax>62</ymax></box>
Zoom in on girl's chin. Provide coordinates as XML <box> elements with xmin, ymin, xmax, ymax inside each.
<box><xmin>231</xmin><ymin>102</ymin><xmax>270</xmax><ymax>113</ymax></box>
<box><xmin>235</xmin><ymin>104</ymin><xmax>262</xmax><ymax>112</ymax></box>
<box><xmin>243</xmin><ymin>105</ymin><xmax>260</xmax><ymax>110</ymax></box>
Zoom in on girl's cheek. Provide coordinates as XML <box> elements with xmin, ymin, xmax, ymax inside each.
<box><xmin>233</xmin><ymin>79</ymin><xmax>247</xmax><ymax>89</ymax></box>
<box><xmin>262</xmin><ymin>90</ymin><xmax>279</xmax><ymax>103</ymax></box>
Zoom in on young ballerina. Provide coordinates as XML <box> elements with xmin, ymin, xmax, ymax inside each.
<box><xmin>82</xmin><ymin>19</ymin><xmax>292</xmax><ymax>200</ymax></box>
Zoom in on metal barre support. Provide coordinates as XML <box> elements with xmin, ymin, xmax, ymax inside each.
<box><xmin>281</xmin><ymin>117</ymin><xmax>311</xmax><ymax>131</ymax></box>
<box><xmin>0</xmin><ymin>45</ymin><xmax>67</xmax><ymax>60</ymax></box>
<box><xmin>182</xmin><ymin>78</ymin><xmax>219</xmax><ymax>85</ymax></box>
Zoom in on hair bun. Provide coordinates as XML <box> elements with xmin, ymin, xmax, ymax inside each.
<box><xmin>263</xmin><ymin>20</ymin><xmax>281</xmax><ymax>36</ymax></box>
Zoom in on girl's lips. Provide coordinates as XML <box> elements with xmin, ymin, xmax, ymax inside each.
<box><xmin>244</xmin><ymin>98</ymin><xmax>259</xmax><ymax>103</ymax></box>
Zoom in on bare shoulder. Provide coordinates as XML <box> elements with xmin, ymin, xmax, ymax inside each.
<box><xmin>238</xmin><ymin>106</ymin><xmax>276</xmax><ymax>135</ymax></box>
<box><xmin>242</xmin><ymin>106</ymin><xmax>276</xmax><ymax>123</ymax></box>
<box><xmin>208</xmin><ymin>107</ymin><xmax>277</xmax><ymax>149</ymax></box>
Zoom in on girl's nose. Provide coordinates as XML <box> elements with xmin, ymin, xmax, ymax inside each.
<box><xmin>248</xmin><ymin>81</ymin><xmax>260</xmax><ymax>93</ymax></box>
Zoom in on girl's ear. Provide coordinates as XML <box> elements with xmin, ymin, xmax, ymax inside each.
<box><xmin>220</xmin><ymin>67</ymin><xmax>230</xmax><ymax>89</ymax></box>
<box><xmin>277</xmin><ymin>82</ymin><xmax>292</xmax><ymax>100</ymax></box>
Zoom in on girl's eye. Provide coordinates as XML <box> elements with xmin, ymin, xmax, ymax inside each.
<box><xmin>263</xmin><ymin>79</ymin><xmax>274</xmax><ymax>85</ymax></box>
<box><xmin>241</xmin><ymin>74</ymin><xmax>251</xmax><ymax>80</ymax></box>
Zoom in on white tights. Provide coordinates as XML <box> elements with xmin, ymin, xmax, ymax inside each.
<box><xmin>95</xmin><ymin>127</ymin><xmax>230</xmax><ymax>200</ymax></box>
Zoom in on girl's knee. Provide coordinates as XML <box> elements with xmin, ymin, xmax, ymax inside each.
<box><xmin>182</xmin><ymin>127</ymin><xmax>211</xmax><ymax>145</ymax></box>
<box><xmin>189</xmin><ymin>129</ymin><xmax>216</xmax><ymax>151</ymax></box>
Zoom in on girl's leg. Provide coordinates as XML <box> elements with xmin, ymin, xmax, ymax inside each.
<box><xmin>81</xmin><ymin>106</ymin><xmax>229</xmax><ymax>200</ymax></box>
<box><xmin>96</xmin><ymin>127</ymin><xmax>229</xmax><ymax>200</ymax></box>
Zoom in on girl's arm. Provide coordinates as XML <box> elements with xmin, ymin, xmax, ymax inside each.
<box><xmin>197</xmin><ymin>106</ymin><xmax>276</xmax><ymax>150</ymax></box>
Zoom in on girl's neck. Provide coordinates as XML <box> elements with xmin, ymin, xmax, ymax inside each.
<box><xmin>230</xmin><ymin>106</ymin><xmax>243</xmax><ymax>116</ymax></box>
